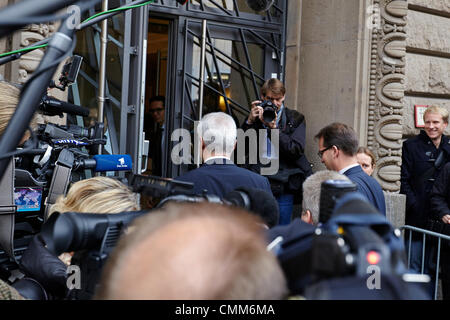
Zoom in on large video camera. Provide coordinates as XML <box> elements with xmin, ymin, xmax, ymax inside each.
<box><xmin>0</xmin><ymin>56</ymin><xmax>133</xmax><ymax>282</ymax></box>
<box><xmin>13</xmin><ymin>174</ymin><xmax>279</xmax><ymax>300</ymax></box>
<box><xmin>272</xmin><ymin>180</ymin><xmax>431</xmax><ymax>299</ymax></box>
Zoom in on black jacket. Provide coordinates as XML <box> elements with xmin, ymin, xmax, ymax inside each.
<box><xmin>241</xmin><ymin>106</ymin><xmax>312</xmax><ymax>196</ymax></box>
<box><xmin>430</xmin><ymin>162</ymin><xmax>450</xmax><ymax>221</ymax></box>
<box><xmin>400</xmin><ymin>131</ymin><xmax>450</xmax><ymax>228</ymax></box>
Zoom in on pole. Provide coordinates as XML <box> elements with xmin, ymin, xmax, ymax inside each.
<box><xmin>97</xmin><ymin>0</ymin><xmax>108</xmax><ymax>155</ymax></box>
<box><xmin>196</xmin><ymin>19</ymin><xmax>207</xmax><ymax>168</ymax></box>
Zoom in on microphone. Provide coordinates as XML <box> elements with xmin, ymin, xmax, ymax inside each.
<box><xmin>224</xmin><ymin>186</ymin><xmax>279</xmax><ymax>228</ymax></box>
<box><xmin>74</xmin><ymin>154</ymin><xmax>132</xmax><ymax>172</ymax></box>
<box><xmin>40</xmin><ymin>95</ymin><xmax>90</xmax><ymax>117</ymax></box>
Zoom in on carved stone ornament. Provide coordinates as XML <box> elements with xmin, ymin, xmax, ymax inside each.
<box><xmin>369</xmin><ymin>0</ymin><xmax>407</xmax><ymax>192</ymax></box>
<box><xmin>18</xmin><ymin>23</ymin><xmax>57</xmax><ymax>83</ymax></box>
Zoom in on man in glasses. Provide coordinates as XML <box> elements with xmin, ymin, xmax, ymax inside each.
<box><xmin>315</xmin><ymin>122</ymin><xmax>386</xmax><ymax>216</ymax></box>
<box><xmin>145</xmin><ymin>96</ymin><xmax>166</xmax><ymax>176</ymax></box>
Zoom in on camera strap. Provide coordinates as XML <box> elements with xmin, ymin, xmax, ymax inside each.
<box><xmin>0</xmin><ymin>157</ymin><xmax>17</xmax><ymax>262</ymax></box>
<box><xmin>44</xmin><ymin>149</ymin><xmax>74</xmax><ymax>221</ymax></box>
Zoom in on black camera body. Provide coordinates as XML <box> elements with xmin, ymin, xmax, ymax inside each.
<box><xmin>260</xmin><ymin>100</ymin><xmax>277</xmax><ymax>123</ymax></box>
<box><xmin>273</xmin><ymin>180</ymin><xmax>428</xmax><ymax>299</ymax></box>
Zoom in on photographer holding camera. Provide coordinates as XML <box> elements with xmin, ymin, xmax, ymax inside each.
<box><xmin>241</xmin><ymin>78</ymin><xmax>312</xmax><ymax>226</ymax></box>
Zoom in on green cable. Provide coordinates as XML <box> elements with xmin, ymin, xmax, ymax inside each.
<box><xmin>0</xmin><ymin>0</ymin><xmax>154</xmax><ymax>58</ymax></box>
<box><xmin>82</xmin><ymin>0</ymin><xmax>154</xmax><ymax>23</ymax></box>
<box><xmin>0</xmin><ymin>44</ymin><xmax>48</xmax><ymax>58</ymax></box>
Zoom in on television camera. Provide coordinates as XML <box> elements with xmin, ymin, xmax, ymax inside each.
<box><xmin>271</xmin><ymin>179</ymin><xmax>431</xmax><ymax>299</ymax></box>
<box><xmin>0</xmin><ymin>55</ymin><xmax>134</xmax><ymax>284</ymax></box>
<box><xmin>12</xmin><ymin>174</ymin><xmax>278</xmax><ymax>299</ymax></box>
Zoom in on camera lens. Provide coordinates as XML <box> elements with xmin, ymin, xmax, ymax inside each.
<box><xmin>261</xmin><ymin>101</ymin><xmax>276</xmax><ymax>122</ymax></box>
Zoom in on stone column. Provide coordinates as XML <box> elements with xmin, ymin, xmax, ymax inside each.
<box><xmin>294</xmin><ymin>0</ymin><xmax>373</xmax><ymax>170</ymax></box>
<box><xmin>369</xmin><ymin>0</ymin><xmax>407</xmax><ymax>194</ymax></box>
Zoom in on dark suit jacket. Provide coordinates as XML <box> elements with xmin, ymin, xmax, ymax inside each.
<box><xmin>343</xmin><ymin>165</ymin><xmax>386</xmax><ymax>216</ymax></box>
<box><xmin>175</xmin><ymin>158</ymin><xmax>272</xmax><ymax>198</ymax></box>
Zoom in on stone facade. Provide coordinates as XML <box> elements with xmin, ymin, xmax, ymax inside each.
<box><xmin>404</xmin><ymin>1</ymin><xmax>450</xmax><ymax>138</ymax></box>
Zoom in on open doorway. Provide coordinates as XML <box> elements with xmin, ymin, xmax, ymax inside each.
<box><xmin>144</xmin><ymin>18</ymin><xmax>169</xmax><ymax>176</ymax></box>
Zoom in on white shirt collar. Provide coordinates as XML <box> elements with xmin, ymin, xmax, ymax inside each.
<box><xmin>204</xmin><ymin>155</ymin><xmax>231</xmax><ymax>162</ymax></box>
<box><xmin>339</xmin><ymin>163</ymin><xmax>361</xmax><ymax>174</ymax></box>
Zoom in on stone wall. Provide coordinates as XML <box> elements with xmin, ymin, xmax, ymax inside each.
<box><xmin>404</xmin><ymin>0</ymin><xmax>450</xmax><ymax>138</ymax></box>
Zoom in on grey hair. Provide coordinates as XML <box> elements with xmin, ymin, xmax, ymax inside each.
<box><xmin>197</xmin><ymin>112</ymin><xmax>237</xmax><ymax>156</ymax></box>
<box><xmin>302</xmin><ymin>170</ymin><xmax>350</xmax><ymax>224</ymax></box>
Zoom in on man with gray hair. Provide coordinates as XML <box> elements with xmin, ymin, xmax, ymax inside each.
<box><xmin>267</xmin><ymin>170</ymin><xmax>350</xmax><ymax>242</ymax></box>
<box><xmin>176</xmin><ymin>112</ymin><xmax>272</xmax><ymax>198</ymax></box>
<box><xmin>300</xmin><ymin>170</ymin><xmax>351</xmax><ymax>225</ymax></box>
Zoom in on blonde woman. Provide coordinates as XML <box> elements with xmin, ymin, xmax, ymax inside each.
<box><xmin>48</xmin><ymin>176</ymin><xmax>140</xmax><ymax>216</ymax></box>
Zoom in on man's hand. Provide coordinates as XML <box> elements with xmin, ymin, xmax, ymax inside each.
<box><xmin>442</xmin><ymin>214</ymin><xmax>450</xmax><ymax>224</ymax></box>
<box><xmin>247</xmin><ymin>100</ymin><xmax>263</xmax><ymax>124</ymax></box>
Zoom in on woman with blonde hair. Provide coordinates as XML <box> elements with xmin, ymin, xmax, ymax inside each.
<box><xmin>48</xmin><ymin>176</ymin><xmax>140</xmax><ymax>216</ymax></box>
<box><xmin>19</xmin><ymin>176</ymin><xmax>141</xmax><ymax>298</ymax></box>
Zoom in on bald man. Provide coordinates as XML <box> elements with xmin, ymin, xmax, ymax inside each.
<box><xmin>95</xmin><ymin>202</ymin><xmax>287</xmax><ymax>300</ymax></box>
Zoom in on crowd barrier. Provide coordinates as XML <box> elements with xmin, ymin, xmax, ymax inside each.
<box><xmin>402</xmin><ymin>225</ymin><xmax>450</xmax><ymax>300</ymax></box>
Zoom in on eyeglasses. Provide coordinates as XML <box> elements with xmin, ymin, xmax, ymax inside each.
<box><xmin>149</xmin><ymin>108</ymin><xmax>164</xmax><ymax>113</ymax></box>
<box><xmin>317</xmin><ymin>145</ymin><xmax>334</xmax><ymax>158</ymax></box>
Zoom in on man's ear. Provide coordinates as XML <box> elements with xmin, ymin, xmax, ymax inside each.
<box><xmin>201</xmin><ymin>138</ymin><xmax>206</xmax><ymax>150</ymax></box>
<box><xmin>301</xmin><ymin>210</ymin><xmax>314</xmax><ymax>225</ymax></box>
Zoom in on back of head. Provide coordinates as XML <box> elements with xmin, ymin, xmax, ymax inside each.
<box><xmin>49</xmin><ymin>176</ymin><xmax>140</xmax><ymax>215</ymax></box>
<box><xmin>96</xmin><ymin>202</ymin><xmax>287</xmax><ymax>300</ymax></box>
<box><xmin>198</xmin><ymin>112</ymin><xmax>237</xmax><ymax>156</ymax></box>
<box><xmin>315</xmin><ymin>122</ymin><xmax>359</xmax><ymax>156</ymax></box>
<box><xmin>302</xmin><ymin>170</ymin><xmax>350</xmax><ymax>224</ymax></box>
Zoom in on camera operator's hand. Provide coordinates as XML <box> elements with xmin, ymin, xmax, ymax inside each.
<box><xmin>442</xmin><ymin>214</ymin><xmax>450</xmax><ymax>224</ymax></box>
<box><xmin>247</xmin><ymin>100</ymin><xmax>263</xmax><ymax>124</ymax></box>
<box><xmin>19</xmin><ymin>234</ymin><xmax>68</xmax><ymax>298</ymax></box>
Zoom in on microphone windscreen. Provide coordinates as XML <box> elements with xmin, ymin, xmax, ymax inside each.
<box><xmin>93</xmin><ymin>154</ymin><xmax>132</xmax><ymax>172</ymax></box>
<box><xmin>235</xmin><ymin>186</ymin><xmax>279</xmax><ymax>228</ymax></box>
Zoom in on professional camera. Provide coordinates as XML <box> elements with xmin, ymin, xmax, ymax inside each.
<box><xmin>272</xmin><ymin>180</ymin><xmax>431</xmax><ymax>299</ymax></box>
<box><xmin>260</xmin><ymin>100</ymin><xmax>277</xmax><ymax>123</ymax></box>
<box><xmin>13</xmin><ymin>174</ymin><xmax>279</xmax><ymax>300</ymax></box>
<box><xmin>0</xmin><ymin>56</ymin><xmax>130</xmax><ymax>284</ymax></box>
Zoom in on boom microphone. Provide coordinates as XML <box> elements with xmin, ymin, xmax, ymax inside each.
<box><xmin>224</xmin><ymin>186</ymin><xmax>279</xmax><ymax>228</ymax></box>
<box><xmin>74</xmin><ymin>154</ymin><xmax>132</xmax><ymax>172</ymax></box>
<box><xmin>40</xmin><ymin>95</ymin><xmax>90</xmax><ymax>117</ymax></box>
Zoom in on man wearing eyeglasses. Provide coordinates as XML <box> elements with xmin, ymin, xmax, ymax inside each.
<box><xmin>145</xmin><ymin>96</ymin><xmax>166</xmax><ymax>176</ymax></box>
<box><xmin>315</xmin><ymin>122</ymin><xmax>386</xmax><ymax>216</ymax></box>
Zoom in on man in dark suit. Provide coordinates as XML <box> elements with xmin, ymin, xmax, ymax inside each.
<box><xmin>175</xmin><ymin>112</ymin><xmax>272</xmax><ymax>198</ymax></box>
<box><xmin>144</xmin><ymin>96</ymin><xmax>165</xmax><ymax>176</ymax></box>
<box><xmin>314</xmin><ymin>122</ymin><xmax>386</xmax><ymax>216</ymax></box>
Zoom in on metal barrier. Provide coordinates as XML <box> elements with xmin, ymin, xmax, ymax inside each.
<box><xmin>402</xmin><ymin>225</ymin><xmax>450</xmax><ymax>300</ymax></box>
